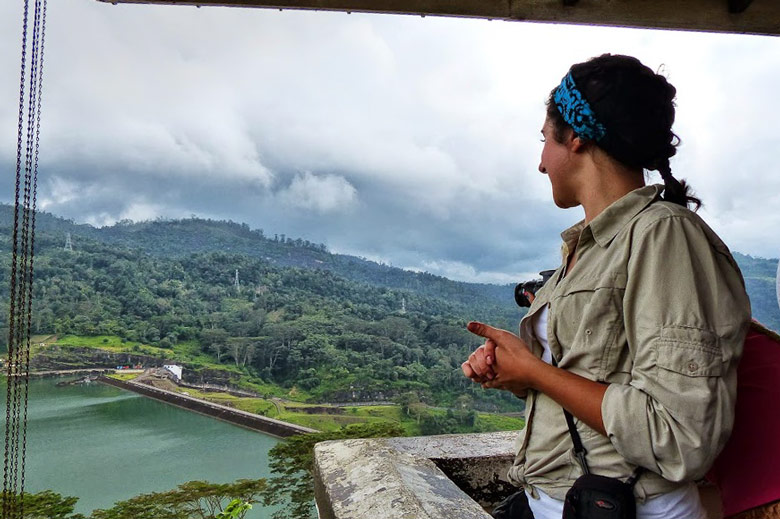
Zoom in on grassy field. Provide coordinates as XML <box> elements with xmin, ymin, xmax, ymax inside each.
<box><xmin>54</xmin><ymin>335</ymin><xmax>228</xmax><ymax>366</ymax></box>
<box><xmin>281</xmin><ymin>405</ymin><xmax>526</xmax><ymax>434</ymax></box>
<box><xmin>135</xmin><ymin>380</ymin><xmax>526</xmax><ymax>435</ymax></box>
<box><xmin>107</xmin><ymin>372</ymin><xmax>141</xmax><ymax>381</ymax></box>
<box><xmin>477</xmin><ymin>413</ymin><xmax>527</xmax><ymax>431</ymax></box>
<box><xmin>55</xmin><ymin>335</ymin><xmax>169</xmax><ymax>356</ymax></box>
<box><xmin>48</xmin><ymin>335</ymin><xmax>316</xmax><ymax>402</ymax></box>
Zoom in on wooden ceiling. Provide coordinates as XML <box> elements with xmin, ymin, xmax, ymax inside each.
<box><xmin>97</xmin><ymin>0</ymin><xmax>780</xmax><ymax>37</ymax></box>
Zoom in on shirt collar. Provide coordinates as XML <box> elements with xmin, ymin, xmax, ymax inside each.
<box><xmin>560</xmin><ymin>184</ymin><xmax>662</xmax><ymax>250</ymax></box>
<box><xmin>560</xmin><ymin>220</ymin><xmax>585</xmax><ymax>261</ymax></box>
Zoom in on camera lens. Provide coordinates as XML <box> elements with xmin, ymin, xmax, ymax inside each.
<box><xmin>514</xmin><ymin>283</ymin><xmax>531</xmax><ymax>308</ymax></box>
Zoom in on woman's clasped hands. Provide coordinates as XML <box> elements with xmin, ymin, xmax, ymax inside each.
<box><xmin>461</xmin><ymin>321</ymin><xmax>540</xmax><ymax>398</ymax></box>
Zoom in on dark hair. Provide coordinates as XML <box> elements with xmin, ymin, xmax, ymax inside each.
<box><xmin>546</xmin><ymin>54</ymin><xmax>701</xmax><ymax>210</ymax></box>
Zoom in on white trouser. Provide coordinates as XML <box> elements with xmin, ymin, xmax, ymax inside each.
<box><xmin>525</xmin><ymin>482</ymin><xmax>707</xmax><ymax>519</ymax></box>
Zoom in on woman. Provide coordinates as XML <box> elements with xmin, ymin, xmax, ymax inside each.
<box><xmin>462</xmin><ymin>54</ymin><xmax>751</xmax><ymax>519</ymax></box>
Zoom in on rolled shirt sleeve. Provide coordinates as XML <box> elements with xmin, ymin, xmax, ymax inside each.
<box><xmin>601</xmin><ymin>212</ymin><xmax>750</xmax><ymax>482</ymax></box>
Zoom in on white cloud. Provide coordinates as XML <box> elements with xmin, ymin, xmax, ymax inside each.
<box><xmin>37</xmin><ymin>177</ymin><xmax>80</xmax><ymax>210</ymax></box>
<box><xmin>279</xmin><ymin>172</ymin><xmax>357</xmax><ymax>213</ymax></box>
<box><xmin>116</xmin><ymin>202</ymin><xmax>169</xmax><ymax>225</ymax></box>
<box><xmin>417</xmin><ymin>259</ymin><xmax>539</xmax><ymax>285</ymax></box>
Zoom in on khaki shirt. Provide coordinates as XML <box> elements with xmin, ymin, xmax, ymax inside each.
<box><xmin>509</xmin><ymin>184</ymin><xmax>751</xmax><ymax>502</ymax></box>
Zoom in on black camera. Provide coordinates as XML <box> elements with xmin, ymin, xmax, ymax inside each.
<box><xmin>514</xmin><ymin>269</ymin><xmax>556</xmax><ymax>308</ymax></box>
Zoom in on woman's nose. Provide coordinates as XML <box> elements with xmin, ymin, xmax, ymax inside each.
<box><xmin>538</xmin><ymin>163</ymin><xmax>546</xmax><ymax>174</ymax></box>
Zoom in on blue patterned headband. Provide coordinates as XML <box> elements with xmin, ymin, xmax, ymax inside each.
<box><xmin>553</xmin><ymin>72</ymin><xmax>607</xmax><ymax>142</ymax></box>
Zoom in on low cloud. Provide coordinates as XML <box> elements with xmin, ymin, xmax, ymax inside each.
<box><xmin>278</xmin><ymin>172</ymin><xmax>357</xmax><ymax>213</ymax></box>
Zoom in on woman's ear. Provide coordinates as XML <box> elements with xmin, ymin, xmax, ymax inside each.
<box><xmin>570</xmin><ymin>135</ymin><xmax>587</xmax><ymax>153</ymax></box>
<box><xmin>562</xmin><ymin>128</ymin><xmax>586</xmax><ymax>153</ymax></box>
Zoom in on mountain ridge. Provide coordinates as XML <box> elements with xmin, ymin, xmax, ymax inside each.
<box><xmin>0</xmin><ymin>204</ymin><xmax>515</xmax><ymax>309</ymax></box>
<box><xmin>1</xmin><ymin>204</ymin><xmax>778</xmax><ymax>330</ymax></box>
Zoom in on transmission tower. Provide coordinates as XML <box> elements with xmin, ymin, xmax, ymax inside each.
<box><xmin>233</xmin><ymin>269</ymin><xmax>240</xmax><ymax>293</ymax></box>
<box><xmin>64</xmin><ymin>232</ymin><xmax>73</xmax><ymax>252</ymax></box>
<box><xmin>400</xmin><ymin>297</ymin><xmax>406</xmax><ymax>314</ymax></box>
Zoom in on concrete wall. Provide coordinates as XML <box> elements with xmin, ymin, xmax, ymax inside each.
<box><xmin>313</xmin><ymin>431</ymin><xmax>518</xmax><ymax>518</ymax></box>
<box><xmin>98</xmin><ymin>376</ymin><xmax>316</xmax><ymax>438</ymax></box>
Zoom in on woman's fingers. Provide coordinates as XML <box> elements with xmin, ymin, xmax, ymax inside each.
<box><xmin>467</xmin><ymin>321</ymin><xmax>504</xmax><ymax>341</ymax></box>
<box><xmin>484</xmin><ymin>339</ymin><xmax>496</xmax><ymax>365</ymax></box>
<box><xmin>468</xmin><ymin>350</ymin><xmax>486</xmax><ymax>377</ymax></box>
<box><xmin>461</xmin><ymin>361</ymin><xmax>475</xmax><ymax>379</ymax></box>
<box><xmin>469</xmin><ymin>345</ymin><xmax>495</xmax><ymax>379</ymax></box>
<box><xmin>463</xmin><ymin>321</ymin><xmax>535</xmax><ymax>388</ymax></box>
<box><xmin>462</xmin><ymin>361</ymin><xmax>489</xmax><ymax>383</ymax></box>
<box><xmin>461</xmin><ymin>344</ymin><xmax>498</xmax><ymax>384</ymax></box>
<box><xmin>482</xmin><ymin>380</ymin><xmax>498</xmax><ymax>390</ymax></box>
<box><xmin>468</xmin><ymin>322</ymin><xmax>527</xmax><ymax>355</ymax></box>
<box><xmin>464</xmin><ymin>320</ymin><xmax>537</xmax><ymax>394</ymax></box>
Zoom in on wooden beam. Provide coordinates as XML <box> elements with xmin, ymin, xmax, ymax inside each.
<box><xmin>96</xmin><ymin>0</ymin><xmax>780</xmax><ymax>37</ymax></box>
<box><xmin>728</xmin><ymin>0</ymin><xmax>754</xmax><ymax>14</ymax></box>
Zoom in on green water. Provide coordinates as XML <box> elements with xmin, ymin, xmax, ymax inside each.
<box><xmin>1</xmin><ymin>377</ymin><xmax>281</xmax><ymax>517</ymax></box>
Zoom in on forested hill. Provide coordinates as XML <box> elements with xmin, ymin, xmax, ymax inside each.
<box><xmin>0</xmin><ymin>206</ymin><xmax>777</xmax><ymax>411</ymax></box>
<box><xmin>4</xmin><ymin>206</ymin><xmax>777</xmax><ymax>327</ymax></box>
<box><xmin>0</xmin><ymin>206</ymin><xmax>529</xmax><ymax>411</ymax></box>
<box><xmin>0</xmin><ymin>206</ymin><xmax>777</xmax><ymax>330</ymax></box>
<box><xmin>0</xmin><ymin>205</ymin><xmax>514</xmax><ymax>311</ymax></box>
<box><xmin>732</xmin><ymin>252</ymin><xmax>780</xmax><ymax>331</ymax></box>
<box><xmin>1</xmin><ymin>205</ymin><xmax>777</xmax><ymax>328</ymax></box>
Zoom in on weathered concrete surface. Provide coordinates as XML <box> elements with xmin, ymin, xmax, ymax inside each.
<box><xmin>98</xmin><ymin>376</ymin><xmax>317</xmax><ymax>438</ymax></box>
<box><xmin>386</xmin><ymin>431</ymin><xmax>516</xmax><ymax>459</ymax></box>
<box><xmin>388</xmin><ymin>432</ymin><xmax>518</xmax><ymax>508</ymax></box>
<box><xmin>314</xmin><ymin>432</ymin><xmax>519</xmax><ymax>518</ymax></box>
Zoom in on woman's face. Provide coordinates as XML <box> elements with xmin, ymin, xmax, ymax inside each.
<box><xmin>538</xmin><ymin>118</ymin><xmax>579</xmax><ymax>209</ymax></box>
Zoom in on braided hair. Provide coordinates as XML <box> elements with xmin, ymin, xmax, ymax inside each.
<box><xmin>546</xmin><ymin>54</ymin><xmax>701</xmax><ymax>210</ymax></box>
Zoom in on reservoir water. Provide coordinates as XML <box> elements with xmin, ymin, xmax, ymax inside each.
<box><xmin>1</xmin><ymin>377</ymin><xmax>281</xmax><ymax>517</ymax></box>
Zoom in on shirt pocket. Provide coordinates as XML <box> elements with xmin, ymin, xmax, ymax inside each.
<box><xmin>554</xmin><ymin>276</ymin><xmax>625</xmax><ymax>380</ymax></box>
<box><xmin>656</xmin><ymin>341</ymin><xmax>722</xmax><ymax>377</ymax></box>
<box><xmin>653</xmin><ymin>327</ymin><xmax>722</xmax><ymax>418</ymax></box>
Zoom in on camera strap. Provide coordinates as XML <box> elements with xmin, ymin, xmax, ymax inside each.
<box><xmin>551</xmin><ymin>356</ymin><xmax>644</xmax><ymax>486</ymax></box>
<box><xmin>563</xmin><ymin>405</ymin><xmax>591</xmax><ymax>475</ymax></box>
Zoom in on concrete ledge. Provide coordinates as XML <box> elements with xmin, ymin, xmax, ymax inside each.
<box><xmin>314</xmin><ymin>431</ymin><xmax>518</xmax><ymax>518</ymax></box>
<box><xmin>27</xmin><ymin>368</ymin><xmax>113</xmax><ymax>377</ymax></box>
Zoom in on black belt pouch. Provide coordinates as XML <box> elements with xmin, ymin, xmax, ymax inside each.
<box><xmin>491</xmin><ymin>490</ymin><xmax>535</xmax><ymax>519</ymax></box>
<box><xmin>563</xmin><ymin>474</ymin><xmax>637</xmax><ymax>519</ymax></box>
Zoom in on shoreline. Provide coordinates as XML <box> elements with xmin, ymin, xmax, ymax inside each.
<box><xmin>3</xmin><ymin>368</ymin><xmax>115</xmax><ymax>378</ymax></box>
<box><xmin>97</xmin><ymin>376</ymin><xmax>317</xmax><ymax>438</ymax></box>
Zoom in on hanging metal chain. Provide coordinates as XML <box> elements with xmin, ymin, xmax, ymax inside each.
<box><xmin>11</xmin><ymin>0</ymin><xmax>39</xmax><ymax>495</ymax></box>
<box><xmin>3</xmin><ymin>0</ymin><xmax>31</xmax><ymax>513</ymax></box>
<box><xmin>4</xmin><ymin>0</ymin><xmax>47</xmax><ymax>515</ymax></box>
<box><xmin>20</xmin><ymin>0</ymin><xmax>47</xmax><ymax>515</ymax></box>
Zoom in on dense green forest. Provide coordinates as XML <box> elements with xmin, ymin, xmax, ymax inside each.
<box><xmin>0</xmin><ymin>207</ymin><xmax>526</xmax><ymax>412</ymax></box>
<box><xmin>1</xmin><ymin>206</ymin><xmax>778</xmax><ymax>412</ymax></box>
<box><xmin>730</xmin><ymin>251</ymin><xmax>780</xmax><ymax>331</ymax></box>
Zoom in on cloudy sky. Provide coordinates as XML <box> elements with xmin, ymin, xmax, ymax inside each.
<box><xmin>1</xmin><ymin>0</ymin><xmax>779</xmax><ymax>283</ymax></box>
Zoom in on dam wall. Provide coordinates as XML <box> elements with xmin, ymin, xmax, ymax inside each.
<box><xmin>98</xmin><ymin>376</ymin><xmax>316</xmax><ymax>438</ymax></box>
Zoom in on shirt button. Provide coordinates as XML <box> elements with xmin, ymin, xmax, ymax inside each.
<box><xmin>688</xmin><ymin>362</ymin><xmax>698</xmax><ymax>372</ymax></box>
